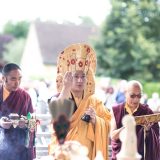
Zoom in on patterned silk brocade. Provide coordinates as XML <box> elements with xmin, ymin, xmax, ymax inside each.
<box><xmin>56</xmin><ymin>43</ymin><xmax>96</xmax><ymax>97</ymax></box>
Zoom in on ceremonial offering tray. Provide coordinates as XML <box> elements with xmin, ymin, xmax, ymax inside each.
<box><xmin>134</xmin><ymin>113</ymin><xmax>160</xmax><ymax>125</ymax></box>
<box><xmin>8</xmin><ymin>112</ymin><xmax>37</xmax><ymax>130</ymax></box>
<box><xmin>9</xmin><ymin>113</ymin><xmax>19</xmax><ymax>120</ymax></box>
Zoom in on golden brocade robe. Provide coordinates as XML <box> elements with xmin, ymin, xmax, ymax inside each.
<box><xmin>49</xmin><ymin>94</ymin><xmax>111</xmax><ymax>160</ymax></box>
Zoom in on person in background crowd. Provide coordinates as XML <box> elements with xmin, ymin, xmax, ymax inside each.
<box><xmin>0</xmin><ymin>72</ymin><xmax>2</xmax><ymax>84</ymax></box>
<box><xmin>104</xmin><ymin>85</ymin><xmax>116</xmax><ymax>111</ymax></box>
<box><xmin>115</xmin><ymin>80</ymin><xmax>127</xmax><ymax>104</ymax></box>
<box><xmin>147</xmin><ymin>92</ymin><xmax>160</xmax><ymax>113</ymax></box>
<box><xmin>0</xmin><ymin>63</ymin><xmax>35</xmax><ymax>160</ymax></box>
<box><xmin>140</xmin><ymin>93</ymin><xmax>148</xmax><ymax>104</ymax></box>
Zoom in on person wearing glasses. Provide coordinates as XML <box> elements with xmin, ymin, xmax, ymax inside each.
<box><xmin>110</xmin><ymin>80</ymin><xmax>160</xmax><ymax>160</ymax></box>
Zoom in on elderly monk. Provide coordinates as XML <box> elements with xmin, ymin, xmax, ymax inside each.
<box><xmin>49</xmin><ymin>43</ymin><xmax>111</xmax><ymax>160</ymax></box>
<box><xmin>110</xmin><ymin>80</ymin><xmax>160</xmax><ymax>160</ymax></box>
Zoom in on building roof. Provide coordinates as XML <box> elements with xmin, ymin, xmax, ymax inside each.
<box><xmin>34</xmin><ymin>21</ymin><xmax>98</xmax><ymax>65</ymax></box>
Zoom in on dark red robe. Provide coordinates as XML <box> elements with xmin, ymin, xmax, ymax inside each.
<box><xmin>0</xmin><ymin>85</ymin><xmax>36</xmax><ymax>160</ymax></box>
<box><xmin>111</xmin><ymin>103</ymin><xmax>160</xmax><ymax>160</ymax></box>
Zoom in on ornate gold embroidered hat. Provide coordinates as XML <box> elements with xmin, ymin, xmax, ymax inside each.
<box><xmin>56</xmin><ymin>43</ymin><xmax>97</xmax><ymax>96</ymax></box>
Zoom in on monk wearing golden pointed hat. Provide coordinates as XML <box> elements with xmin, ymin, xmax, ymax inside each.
<box><xmin>49</xmin><ymin>43</ymin><xmax>111</xmax><ymax>160</ymax></box>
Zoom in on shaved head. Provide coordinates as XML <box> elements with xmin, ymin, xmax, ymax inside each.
<box><xmin>125</xmin><ymin>80</ymin><xmax>143</xmax><ymax>109</ymax></box>
<box><xmin>126</xmin><ymin>80</ymin><xmax>143</xmax><ymax>93</ymax></box>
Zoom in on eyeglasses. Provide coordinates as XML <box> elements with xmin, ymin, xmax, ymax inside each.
<box><xmin>129</xmin><ymin>94</ymin><xmax>142</xmax><ymax>99</ymax></box>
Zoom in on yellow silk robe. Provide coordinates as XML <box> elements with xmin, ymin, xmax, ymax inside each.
<box><xmin>49</xmin><ymin>94</ymin><xmax>111</xmax><ymax>160</ymax></box>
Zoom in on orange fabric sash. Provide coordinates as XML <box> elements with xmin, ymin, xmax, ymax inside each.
<box><xmin>49</xmin><ymin>94</ymin><xmax>111</xmax><ymax>160</ymax></box>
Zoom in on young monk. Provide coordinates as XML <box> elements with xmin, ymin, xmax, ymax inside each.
<box><xmin>49</xmin><ymin>43</ymin><xmax>111</xmax><ymax>160</ymax></box>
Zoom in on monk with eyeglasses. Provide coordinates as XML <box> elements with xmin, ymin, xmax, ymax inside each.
<box><xmin>110</xmin><ymin>80</ymin><xmax>160</xmax><ymax>160</ymax></box>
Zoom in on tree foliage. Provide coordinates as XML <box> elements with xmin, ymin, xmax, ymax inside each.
<box><xmin>3</xmin><ymin>38</ymin><xmax>26</xmax><ymax>65</ymax></box>
<box><xmin>79</xmin><ymin>16</ymin><xmax>96</xmax><ymax>26</ymax></box>
<box><xmin>1</xmin><ymin>21</ymin><xmax>30</xmax><ymax>64</ymax></box>
<box><xmin>94</xmin><ymin>0</ymin><xmax>160</xmax><ymax>82</ymax></box>
<box><xmin>3</xmin><ymin>21</ymin><xmax>30</xmax><ymax>38</ymax></box>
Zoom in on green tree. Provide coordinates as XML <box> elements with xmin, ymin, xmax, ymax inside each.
<box><xmin>3</xmin><ymin>21</ymin><xmax>30</xmax><ymax>38</ymax></box>
<box><xmin>3</xmin><ymin>38</ymin><xmax>26</xmax><ymax>65</ymax></box>
<box><xmin>79</xmin><ymin>16</ymin><xmax>95</xmax><ymax>26</ymax></box>
<box><xmin>1</xmin><ymin>21</ymin><xmax>30</xmax><ymax>63</ymax></box>
<box><xmin>94</xmin><ymin>0</ymin><xmax>160</xmax><ymax>81</ymax></box>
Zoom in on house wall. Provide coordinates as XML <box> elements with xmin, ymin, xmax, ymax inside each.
<box><xmin>21</xmin><ymin>24</ymin><xmax>44</xmax><ymax>80</ymax></box>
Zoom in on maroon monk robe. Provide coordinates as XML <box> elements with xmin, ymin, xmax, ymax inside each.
<box><xmin>0</xmin><ymin>86</ymin><xmax>36</xmax><ymax>160</ymax></box>
<box><xmin>111</xmin><ymin>103</ymin><xmax>160</xmax><ymax>160</ymax></box>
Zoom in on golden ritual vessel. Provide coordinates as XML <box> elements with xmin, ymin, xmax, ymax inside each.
<box><xmin>134</xmin><ymin>113</ymin><xmax>160</xmax><ymax>125</ymax></box>
<box><xmin>8</xmin><ymin>112</ymin><xmax>37</xmax><ymax>131</ymax></box>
